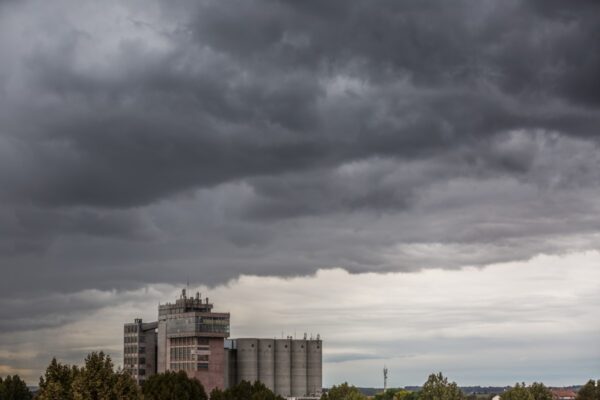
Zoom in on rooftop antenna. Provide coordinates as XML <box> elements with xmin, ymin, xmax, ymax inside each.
<box><xmin>383</xmin><ymin>366</ymin><xmax>388</xmax><ymax>392</ymax></box>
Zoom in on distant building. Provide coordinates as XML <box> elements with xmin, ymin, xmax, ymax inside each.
<box><xmin>156</xmin><ymin>289</ymin><xmax>230</xmax><ymax>393</ymax></box>
<box><xmin>551</xmin><ymin>389</ymin><xmax>577</xmax><ymax>400</ymax></box>
<box><xmin>123</xmin><ymin>319</ymin><xmax>158</xmax><ymax>385</ymax></box>
<box><xmin>123</xmin><ymin>289</ymin><xmax>322</xmax><ymax>398</ymax></box>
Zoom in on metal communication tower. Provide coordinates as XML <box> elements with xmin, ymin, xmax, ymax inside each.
<box><xmin>383</xmin><ymin>366</ymin><xmax>388</xmax><ymax>392</ymax></box>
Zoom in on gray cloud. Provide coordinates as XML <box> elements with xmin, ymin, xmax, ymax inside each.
<box><xmin>0</xmin><ymin>0</ymin><xmax>599</xmax><ymax>380</ymax></box>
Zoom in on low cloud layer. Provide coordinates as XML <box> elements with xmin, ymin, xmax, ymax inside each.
<box><xmin>1</xmin><ymin>252</ymin><xmax>598</xmax><ymax>386</ymax></box>
<box><xmin>0</xmin><ymin>0</ymin><xmax>599</xmax><ymax>385</ymax></box>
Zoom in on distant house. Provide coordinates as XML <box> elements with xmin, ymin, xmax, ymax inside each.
<box><xmin>551</xmin><ymin>389</ymin><xmax>577</xmax><ymax>400</ymax></box>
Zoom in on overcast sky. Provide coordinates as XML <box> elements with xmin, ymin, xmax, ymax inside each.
<box><xmin>0</xmin><ymin>0</ymin><xmax>599</xmax><ymax>388</ymax></box>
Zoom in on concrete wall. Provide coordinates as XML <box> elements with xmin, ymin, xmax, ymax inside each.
<box><xmin>224</xmin><ymin>348</ymin><xmax>237</xmax><ymax>389</ymax></box>
<box><xmin>274</xmin><ymin>339</ymin><xmax>291</xmax><ymax>397</ymax></box>
<box><xmin>143</xmin><ymin>328</ymin><xmax>158</xmax><ymax>381</ymax></box>
<box><xmin>236</xmin><ymin>338</ymin><xmax>259</xmax><ymax>384</ymax></box>
<box><xmin>291</xmin><ymin>340</ymin><xmax>308</xmax><ymax>397</ymax></box>
<box><xmin>307</xmin><ymin>340</ymin><xmax>322</xmax><ymax>396</ymax></box>
<box><xmin>258</xmin><ymin>339</ymin><xmax>275</xmax><ymax>391</ymax></box>
<box><xmin>157</xmin><ymin>320</ymin><xmax>167</xmax><ymax>373</ymax></box>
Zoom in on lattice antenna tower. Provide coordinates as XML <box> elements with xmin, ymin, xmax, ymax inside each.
<box><xmin>383</xmin><ymin>365</ymin><xmax>388</xmax><ymax>392</ymax></box>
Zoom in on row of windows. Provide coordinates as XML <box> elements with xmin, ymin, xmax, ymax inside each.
<box><xmin>124</xmin><ymin>336</ymin><xmax>139</xmax><ymax>344</ymax></box>
<box><xmin>124</xmin><ymin>367</ymin><xmax>145</xmax><ymax>376</ymax></box>
<box><xmin>169</xmin><ymin>363</ymin><xmax>208</xmax><ymax>371</ymax></box>
<box><xmin>169</xmin><ymin>346</ymin><xmax>211</xmax><ymax>362</ymax></box>
<box><xmin>124</xmin><ymin>325</ymin><xmax>139</xmax><ymax>334</ymax></box>
<box><xmin>170</xmin><ymin>346</ymin><xmax>189</xmax><ymax>361</ymax></box>
<box><xmin>123</xmin><ymin>357</ymin><xmax>146</xmax><ymax>366</ymax></box>
<box><xmin>124</xmin><ymin>345</ymin><xmax>145</xmax><ymax>355</ymax></box>
<box><xmin>166</xmin><ymin>322</ymin><xmax>229</xmax><ymax>335</ymax></box>
<box><xmin>170</xmin><ymin>337</ymin><xmax>209</xmax><ymax>346</ymax></box>
<box><xmin>123</xmin><ymin>357</ymin><xmax>135</xmax><ymax>366</ymax></box>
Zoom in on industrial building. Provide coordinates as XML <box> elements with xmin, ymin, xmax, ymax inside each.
<box><xmin>123</xmin><ymin>319</ymin><xmax>157</xmax><ymax>385</ymax></box>
<box><xmin>226</xmin><ymin>337</ymin><xmax>322</xmax><ymax>398</ymax></box>
<box><xmin>123</xmin><ymin>290</ymin><xmax>322</xmax><ymax>398</ymax></box>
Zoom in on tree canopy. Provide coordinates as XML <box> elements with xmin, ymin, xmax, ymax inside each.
<box><xmin>142</xmin><ymin>371</ymin><xmax>207</xmax><ymax>400</ymax></box>
<box><xmin>209</xmin><ymin>380</ymin><xmax>285</xmax><ymax>400</ymax></box>
<box><xmin>374</xmin><ymin>388</ymin><xmax>419</xmax><ymax>400</ymax></box>
<box><xmin>420</xmin><ymin>373</ymin><xmax>465</xmax><ymax>400</ymax></box>
<box><xmin>0</xmin><ymin>374</ymin><xmax>32</xmax><ymax>400</ymax></box>
<box><xmin>501</xmin><ymin>382</ymin><xmax>554</xmax><ymax>400</ymax></box>
<box><xmin>37</xmin><ymin>352</ymin><xmax>138</xmax><ymax>400</ymax></box>
<box><xmin>37</xmin><ymin>357</ymin><xmax>79</xmax><ymax>400</ymax></box>
<box><xmin>321</xmin><ymin>382</ymin><xmax>367</xmax><ymax>400</ymax></box>
<box><xmin>528</xmin><ymin>382</ymin><xmax>552</xmax><ymax>400</ymax></box>
<box><xmin>577</xmin><ymin>380</ymin><xmax>600</xmax><ymax>400</ymax></box>
<box><xmin>501</xmin><ymin>383</ymin><xmax>534</xmax><ymax>400</ymax></box>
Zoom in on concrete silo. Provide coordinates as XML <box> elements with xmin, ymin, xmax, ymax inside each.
<box><xmin>307</xmin><ymin>339</ymin><xmax>322</xmax><ymax>396</ymax></box>
<box><xmin>258</xmin><ymin>339</ymin><xmax>275</xmax><ymax>391</ymax></box>
<box><xmin>291</xmin><ymin>339</ymin><xmax>308</xmax><ymax>397</ymax></box>
<box><xmin>236</xmin><ymin>338</ymin><xmax>258</xmax><ymax>384</ymax></box>
<box><xmin>274</xmin><ymin>339</ymin><xmax>291</xmax><ymax>397</ymax></box>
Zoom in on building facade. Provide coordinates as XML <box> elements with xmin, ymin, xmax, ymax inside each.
<box><xmin>123</xmin><ymin>290</ymin><xmax>322</xmax><ymax>398</ymax></box>
<box><xmin>229</xmin><ymin>337</ymin><xmax>322</xmax><ymax>398</ymax></box>
<box><xmin>156</xmin><ymin>289</ymin><xmax>230</xmax><ymax>394</ymax></box>
<box><xmin>123</xmin><ymin>319</ymin><xmax>158</xmax><ymax>385</ymax></box>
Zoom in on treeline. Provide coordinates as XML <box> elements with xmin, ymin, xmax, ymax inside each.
<box><xmin>324</xmin><ymin>374</ymin><xmax>600</xmax><ymax>400</ymax></box>
<box><xmin>0</xmin><ymin>351</ymin><xmax>285</xmax><ymax>400</ymax></box>
<box><xmin>1</xmin><ymin>356</ymin><xmax>599</xmax><ymax>400</ymax></box>
<box><xmin>0</xmin><ymin>375</ymin><xmax>32</xmax><ymax>400</ymax></box>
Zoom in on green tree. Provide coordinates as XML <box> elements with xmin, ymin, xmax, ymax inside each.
<box><xmin>397</xmin><ymin>391</ymin><xmax>421</xmax><ymax>400</ymax></box>
<box><xmin>577</xmin><ymin>380</ymin><xmax>600</xmax><ymax>400</ymax></box>
<box><xmin>501</xmin><ymin>383</ymin><xmax>534</xmax><ymax>400</ymax></box>
<box><xmin>112</xmin><ymin>370</ymin><xmax>140</xmax><ymax>400</ymax></box>
<box><xmin>420</xmin><ymin>373</ymin><xmax>465</xmax><ymax>400</ymax></box>
<box><xmin>72</xmin><ymin>352</ymin><xmax>118</xmax><ymax>400</ymax></box>
<box><xmin>142</xmin><ymin>371</ymin><xmax>207</xmax><ymax>400</ymax></box>
<box><xmin>0</xmin><ymin>375</ymin><xmax>32</xmax><ymax>400</ymax></box>
<box><xmin>209</xmin><ymin>387</ymin><xmax>229</xmax><ymax>400</ymax></box>
<box><xmin>37</xmin><ymin>357</ymin><xmax>79</xmax><ymax>400</ymax></box>
<box><xmin>208</xmin><ymin>380</ymin><xmax>284</xmax><ymax>400</ymax></box>
<box><xmin>528</xmin><ymin>383</ymin><xmax>552</xmax><ymax>400</ymax></box>
<box><xmin>376</xmin><ymin>388</ymin><xmax>407</xmax><ymax>400</ymax></box>
<box><xmin>321</xmin><ymin>383</ymin><xmax>367</xmax><ymax>400</ymax></box>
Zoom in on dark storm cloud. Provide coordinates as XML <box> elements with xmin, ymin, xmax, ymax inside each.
<box><xmin>0</xmin><ymin>0</ymin><xmax>599</xmax><ymax>318</ymax></box>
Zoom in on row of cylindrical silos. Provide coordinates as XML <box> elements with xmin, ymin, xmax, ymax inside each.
<box><xmin>235</xmin><ymin>338</ymin><xmax>322</xmax><ymax>398</ymax></box>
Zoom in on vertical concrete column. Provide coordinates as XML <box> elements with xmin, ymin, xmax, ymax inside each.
<box><xmin>236</xmin><ymin>339</ymin><xmax>258</xmax><ymax>384</ymax></box>
<box><xmin>274</xmin><ymin>339</ymin><xmax>291</xmax><ymax>397</ymax></box>
<box><xmin>291</xmin><ymin>340</ymin><xmax>308</xmax><ymax>397</ymax></box>
<box><xmin>307</xmin><ymin>340</ymin><xmax>322</xmax><ymax>396</ymax></box>
<box><xmin>157</xmin><ymin>320</ymin><xmax>167</xmax><ymax>373</ymax></box>
<box><xmin>258</xmin><ymin>339</ymin><xmax>275</xmax><ymax>391</ymax></box>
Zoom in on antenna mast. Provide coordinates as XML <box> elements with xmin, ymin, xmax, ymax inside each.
<box><xmin>383</xmin><ymin>366</ymin><xmax>388</xmax><ymax>392</ymax></box>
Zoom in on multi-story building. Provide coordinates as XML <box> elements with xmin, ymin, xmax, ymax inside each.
<box><xmin>123</xmin><ymin>319</ymin><xmax>158</xmax><ymax>385</ymax></box>
<box><xmin>157</xmin><ymin>289</ymin><xmax>230</xmax><ymax>394</ymax></box>
<box><xmin>123</xmin><ymin>290</ymin><xmax>322</xmax><ymax>398</ymax></box>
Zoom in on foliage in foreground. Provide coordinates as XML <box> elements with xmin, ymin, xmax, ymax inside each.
<box><xmin>374</xmin><ymin>388</ymin><xmax>419</xmax><ymax>400</ymax></box>
<box><xmin>321</xmin><ymin>382</ymin><xmax>368</xmax><ymax>400</ymax></box>
<box><xmin>142</xmin><ymin>370</ymin><xmax>207</xmax><ymax>400</ymax></box>
<box><xmin>0</xmin><ymin>375</ymin><xmax>32</xmax><ymax>400</ymax></box>
<box><xmin>36</xmin><ymin>352</ymin><xmax>139</xmax><ymax>400</ymax></box>
<box><xmin>501</xmin><ymin>382</ymin><xmax>553</xmax><ymax>400</ymax></box>
<box><xmin>210</xmin><ymin>380</ymin><xmax>285</xmax><ymax>400</ymax></box>
<box><xmin>577</xmin><ymin>380</ymin><xmax>600</xmax><ymax>400</ymax></box>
